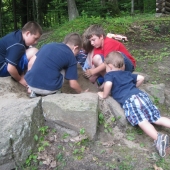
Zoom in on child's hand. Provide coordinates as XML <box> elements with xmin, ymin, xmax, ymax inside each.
<box><xmin>83</xmin><ymin>69</ymin><xmax>92</xmax><ymax>78</ymax></box>
<box><xmin>97</xmin><ymin>92</ymin><xmax>104</xmax><ymax>99</ymax></box>
<box><xmin>84</xmin><ymin>88</ymin><xmax>89</xmax><ymax>92</ymax></box>
<box><xmin>19</xmin><ymin>77</ymin><xmax>28</xmax><ymax>87</ymax></box>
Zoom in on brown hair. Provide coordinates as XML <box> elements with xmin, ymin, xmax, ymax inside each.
<box><xmin>105</xmin><ymin>51</ymin><xmax>124</xmax><ymax>68</ymax></box>
<box><xmin>63</xmin><ymin>33</ymin><xmax>82</xmax><ymax>50</ymax></box>
<box><xmin>22</xmin><ymin>21</ymin><xmax>43</xmax><ymax>35</ymax></box>
<box><xmin>82</xmin><ymin>32</ymin><xmax>94</xmax><ymax>53</ymax></box>
<box><xmin>85</xmin><ymin>24</ymin><xmax>106</xmax><ymax>39</ymax></box>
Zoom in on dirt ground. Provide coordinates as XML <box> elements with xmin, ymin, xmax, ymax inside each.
<box><xmin>10</xmin><ymin>22</ymin><xmax>170</xmax><ymax>170</ymax></box>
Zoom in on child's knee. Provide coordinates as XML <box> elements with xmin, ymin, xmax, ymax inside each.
<box><xmin>92</xmin><ymin>54</ymin><xmax>103</xmax><ymax>66</ymax></box>
<box><xmin>26</xmin><ymin>47</ymin><xmax>38</xmax><ymax>60</ymax></box>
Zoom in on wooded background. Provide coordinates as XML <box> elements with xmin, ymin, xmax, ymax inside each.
<box><xmin>0</xmin><ymin>0</ymin><xmax>155</xmax><ymax>37</ymax></box>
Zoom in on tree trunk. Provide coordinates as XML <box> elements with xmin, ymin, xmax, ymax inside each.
<box><xmin>21</xmin><ymin>0</ymin><xmax>27</xmax><ymax>26</ymax></box>
<box><xmin>67</xmin><ymin>0</ymin><xmax>79</xmax><ymax>21</ymax></box>
<box><xmin>108</xmin><ymin>0</ymin><xmax>120</xmax><ymax>15</ymax></box>
<box><xmin>131</xmin><ymin>0</ymin><xmax>134</xmax><ymax>15</ymax></box>
<box><xmin>12</xmin><ymin>0</ymin><xmax>17</xmax><ymax>30</ymax></box>
<box><xmin>35</xmin><ymin>0</ymin><xmax>39</xmax><ymax>23</ymax></box>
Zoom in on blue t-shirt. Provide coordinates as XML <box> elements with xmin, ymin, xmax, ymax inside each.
<box><xmin>25</xmin><ymin>42</ymin><xmax>78</xmax><ymax>91</ymax></box>
<box><xmin>104</xmin><ymin>71</ymin><xmax>142</xmax><ymax>106</ymax></box>
<box><xmin>0</xmin><ymin>30</ymin><xmax>28</xmax><ymax>70</ymax></box>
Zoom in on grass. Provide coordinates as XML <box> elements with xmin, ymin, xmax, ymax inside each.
<box><xmin>37</xmin><ymin>13</ymin><xmax>170</xmax><ymax>48</ymax></box>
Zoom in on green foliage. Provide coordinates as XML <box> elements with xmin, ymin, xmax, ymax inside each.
<box><xmin>62</xmin><ymin>133</ymin><xmax>70</xmax><ymax>139</ymax></box>
<box><xmin>0</xmin><ymin>0</ymin><xmax>157</xmax><ymax>37</ymax></box>
<box><xmin>25</xmin><ymin>153</ymin><xmax>38</xmax><ymax>167</ymax></box>
<box><xmin>98</xmin><ymin>112</ymin><xmax>105</xmax><ymax>124</ymax></box>
<box><xmin>38</xmin><ymin>126</ymin><xmax>48</xmax><ymax>135</ymax></box>
<box><xmin>80</xmin><ymin>128</ymin><xmax>85</xmax><ymax>135</ymax></box>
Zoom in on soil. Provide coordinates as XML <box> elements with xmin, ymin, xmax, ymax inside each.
<box><xmin>13</xmin><ymin>21</ymin><xmax>170</xmax><ymax>170</ymax></box>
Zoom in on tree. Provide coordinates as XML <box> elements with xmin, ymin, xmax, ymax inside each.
<box><xmin>131</xmin><ymin>0</ymin><xmax>134</xmax><ymax>15</ymax></box>
<box><xmin>12</xmin><ymin>0</ymin><xmax>17</xmax><ymax>30</ymax></box>
<box><xmin>67</xmin><ymin>0</ymin><xmax>79</xmax><ymax>21</ymax></box>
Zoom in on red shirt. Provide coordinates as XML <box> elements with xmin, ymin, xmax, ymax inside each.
<box><xmin>93</xmin><ymin>37</ymin><xmax>136</xmax><ymax>67</ymax></box>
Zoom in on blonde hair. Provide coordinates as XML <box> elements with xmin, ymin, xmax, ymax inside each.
<box><xmin>22</xmin><ymin>21</ymin><xmax>43</xmax><ymax>35</ymax></box>
<box><xmin>105</xmin><ymin>51</ymin><xmax>124</xmax><ymax>68</ymax></box>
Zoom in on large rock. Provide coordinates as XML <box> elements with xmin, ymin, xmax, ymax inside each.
<box><xmin>42</xmin><ymin>92</ymin><xmax>99</xmax><ymax>140</ymax></box>
<box><xmin>98</xmin><ymin>96</ymin><xmax>128</xmax><ymax>126</ymax></box>
<box><xmin>143</xmin><ymin>83</ymin><xmax>165</xmax><ymax>104</ymax></box>
<box><xmin>0</xmin><ymin>95</ymin><xmax>44</xmax><ymax>170</ymax></box>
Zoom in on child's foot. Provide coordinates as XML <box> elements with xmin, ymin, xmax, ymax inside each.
<box><xmin>155</xmin><ymin>133</ymin><xmax>169</xmax><ymax>157</ymax></box>
<box><xmin>89</xmin><ymin>75</ymin><xmax>98</xmax><ymax>83</ymax></box>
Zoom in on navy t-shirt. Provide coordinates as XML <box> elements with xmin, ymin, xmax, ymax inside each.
<box><xmin>0</xmin><ymin>30</ymin><xmax>28</xmax><ymax>69</ymax></box>
<box><xmin>104</xmin><ymin>71</ymin><xmax>142</xmax><ymax>106</ymax></box>
<box><xmin>25</xmin><ymin>42</ymin><xmax>78</xmax><ymax>91</ymax></box>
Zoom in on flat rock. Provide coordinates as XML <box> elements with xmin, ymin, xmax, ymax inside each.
<box><xmin>42</xmin><ymin>92</ymin><xmax>99</xmax><ymax>140</ymax></box>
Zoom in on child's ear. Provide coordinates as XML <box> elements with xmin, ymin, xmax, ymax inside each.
<box><xmin>72</xmin><ymin>45</ymin><xmax>79</xmax><ymax>56</ymax></box>
<box><xmin>100</xmin><ymin>35</ymin><xmax>104</xmax><ymax>40</ymax></box>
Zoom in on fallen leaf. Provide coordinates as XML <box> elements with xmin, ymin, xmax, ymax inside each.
<box><xmin>50</xmin><ymin>160</ymin><xmax>57</xmax><ymax>168</ymax></box>
<box><xmin>153</xmin><ymin>164</ymin><xmax>163</xmax><ymax>170</ymax></box>
<box><xmin>43</xmin><ymin>157</ymin><xmax>51</xmax><ymax>166</ymax></box>
<box><xmin>102</xmin><ymin>141</ymin><xmax>115</xmax><ymax>147</ymax></box>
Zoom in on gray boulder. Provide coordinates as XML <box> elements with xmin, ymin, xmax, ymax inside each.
<box><xmin>0</xmin><ymin>96</ymin><xmax>44</xmax><ymax>170</ymax></box>
<box><xmin>42</xmin><ymin>92</ymin><xmax>99</xmax><ymax>140</ymax></box>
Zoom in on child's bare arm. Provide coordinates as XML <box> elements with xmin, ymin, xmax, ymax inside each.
<box><xmin>98</xmin><ymin>81</ymin><xmax>112</xmax><ymax>99</ymax></box>
<box><xmin>7</xmin><ymin>64</ymin><xmax>28</xmax><ymax>87</ymax></box>
<box><xmin>69</xmin><ymin>80</ymin><xmax>83</xmax><ymax>93</ymax></box>
<box><xmin>136</xmin><ymin>75</ymin><xmax>144</xmax><ymax>87</ymax></box>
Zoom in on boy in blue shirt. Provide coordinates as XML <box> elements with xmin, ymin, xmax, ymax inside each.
<box><xmin>0</xmin><ymin>21</ymin><xmax>42</xmax><ymax>87</ymax></box>
<box><xmin>98</xmin><ymin>51</ymin><xmax>170</xmax><ymax>157</ymax></box>
<box><xmin>25</xmin><ymin>33</ymin><xmax>85</xmax><ymax>97</ymax></box>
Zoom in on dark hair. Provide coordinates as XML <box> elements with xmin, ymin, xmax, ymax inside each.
<box><xmin>63</xmin><ymin>33</ymin><xmax>82</xmax><ymax>50</ymax></box>
<box><xmin>85</xmin><ymin>24</ymin><xmax>106</xmax><ymax>39</ymax></box>
<box><xmin>22</xmin><ymin>21</ymin><xmax>43</xmax><ymax>35</ymax></box>
<box><xmin>105</xmin><ymin>51</ymin><xmax>124</xmax><ymax>68</ymax></box>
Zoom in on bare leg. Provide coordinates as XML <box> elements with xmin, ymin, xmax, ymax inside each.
<box><xmin>26</xmin><ymin>47</ymin><xmax>38</xmax><ymax>71</ymax></box>
<box><xmin>27</xmin><ymin>55</ymin><xmax>37</xmax><ymax>71</ymax></box>
<box><xmin>26</xmin><ymin>47</ymin><xmax>38</xmax><ymax>61</ymax></box>
<box><xmin>93</xmin><ymin>54</ymin><xmax>105</xmax><ymax>77</ymax></box>
<box><xmin>138</xmin><ymin>120</ymin><xmax>158</xmax><ymax>140</ymax></box>
<box><xmin>154</xmin><ymin>117</ymin><xmax>170</xmax><ymax>128</ymax></box>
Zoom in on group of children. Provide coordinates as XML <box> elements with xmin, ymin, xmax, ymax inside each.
<box><xmin>0</xmin><ymin>21</ymin><xmax>170</xmax><ymax>158</ymax></box>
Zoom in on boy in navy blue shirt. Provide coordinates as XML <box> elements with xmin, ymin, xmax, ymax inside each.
<box><xmin>98</xmin><ymin>51</ymin><xmax>170</xmax><ymax>157</ymax></box>
<box><xmin>0</xmin><ymin>21</ymin><xmax>42</xmax><ymax>87</ymax></box>
<box><xmin>25</xmin><ymin>33</ymin><xmax>85</xmax><ymax>97</ymax></box>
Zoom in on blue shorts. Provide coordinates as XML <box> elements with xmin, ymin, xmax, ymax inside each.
<box><xmin>0</xmin><ymin>54</ymin><xmax>28</xmax><ymax>77</ymax></box>
<box><xmin>123</xmin><ymin>92</ymin><xmax>161</xmax><ymax>126</ymax></box>
<box><xmin>121</xmin><ymin>52</ymin><xmax>134</xmax><ymax>72</ymax></box>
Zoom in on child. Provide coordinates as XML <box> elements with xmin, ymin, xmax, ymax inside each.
<box><xmin>83</xmin><ymin>24</ymin><xmax>136</xmax><ymax>83</ymax></box>
<box><xmin>25</xmin><ymin>33</ymin><xmax>86</xmax><ymax>97</ymax></box>
<box><xmin>98</xmin><ymin>51</ymin><xmax>170</xmax><ymax>157</ymax></box>
<box><xmin>0</xmin><ymin>21</ymin><xmax>42</xmax><ymax>88</ymax></box>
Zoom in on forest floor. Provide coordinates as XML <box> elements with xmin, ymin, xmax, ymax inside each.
<box><xmin>25</xmin><ymin>18</ymin><xmax>170</xmax><ymax>170</ymax></box>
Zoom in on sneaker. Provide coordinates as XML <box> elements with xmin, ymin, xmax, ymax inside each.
<box><xmin>155</xmin><ymin>134</ymin><xmax>169</xmax><ymax>157</ymax></box>
<box><xmin>29</xmin><ymin>91</ymin><xmax>37</xmax><ymax>98</ymax></box>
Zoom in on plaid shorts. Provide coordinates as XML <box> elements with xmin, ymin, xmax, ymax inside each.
<box><xmin>122</xmin><ymin>92</ymin><xmax>161</xmax><ymax>126</ymax></box>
